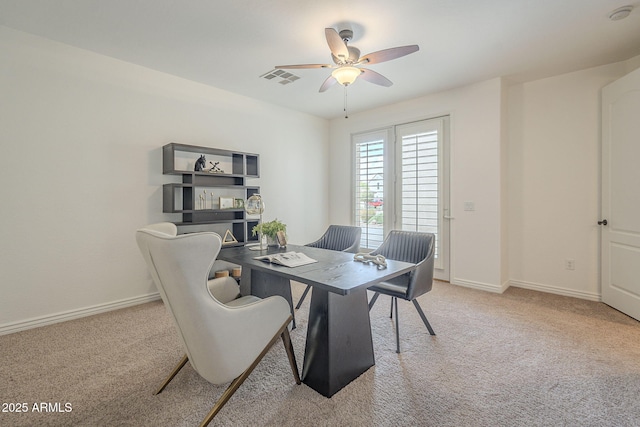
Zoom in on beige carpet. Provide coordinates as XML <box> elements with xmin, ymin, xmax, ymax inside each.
<box><xmin>1</xmin><ymin>281</ymin><xmax>639</xmax><ymax>427</ymax></box>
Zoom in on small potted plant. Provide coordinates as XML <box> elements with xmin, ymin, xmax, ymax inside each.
<box><xmin>252</xmin><ymin>219</ymin><xmax>287</xmax><ymax>246</ymax></box>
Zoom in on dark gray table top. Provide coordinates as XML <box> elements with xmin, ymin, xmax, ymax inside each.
<box><xmin>218</xmin><ymin>244</ymin><xmax>416</xmax><ymax>295</ymax></box>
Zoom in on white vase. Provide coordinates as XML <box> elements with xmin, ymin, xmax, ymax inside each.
<box><xmin>266</xmin><ymin>235</ymin><xmax>279</xmax><ymax>246</ymax></box>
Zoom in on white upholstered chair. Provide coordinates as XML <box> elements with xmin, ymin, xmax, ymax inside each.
<box><xmin>140</xmin><ymin>222</ymin><xmax>240</xmax><ymax>303</ymax></box>
<box><xmin>136</xmin><ymin>224</ymin><xmax>300</xmax><ymax>426</ymax></box>
<box><xmin>145</xmin><ymin>222</ymin><xmax>240</xmax><ymax>303</ymax></box>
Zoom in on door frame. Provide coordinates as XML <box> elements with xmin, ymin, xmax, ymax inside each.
<box><xmin>600</xmin><ymin>66</ymin><xmax>640</xmax><ymax>321</ymax></box>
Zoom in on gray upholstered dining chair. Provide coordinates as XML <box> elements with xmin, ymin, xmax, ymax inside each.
<box><xmin>367</xmin><ymin>230</ymin><xmax>436</xmax><ymax>353</ymax></box>
<box><xmin>136</xmin><ymin>225</ymin><xmax>300</xmax><ymax>426</ymax></box>
<box><xmin>295</xmin><ymin>225</ymin><xmax>362</xmax><ymax>309</ymax></box>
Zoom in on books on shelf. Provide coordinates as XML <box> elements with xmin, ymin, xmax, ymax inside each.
<box><xmin>254</xmin><ymin>252</ymin><xmax>317</xmax><ymax>268</ymax></box>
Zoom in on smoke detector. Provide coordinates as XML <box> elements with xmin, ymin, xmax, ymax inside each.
<box><xmin>609</xmin><ymin>5</ymin><xmax>633</xmax><ymax>21</ymax></box>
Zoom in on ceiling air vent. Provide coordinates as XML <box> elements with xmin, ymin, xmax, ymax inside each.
<box><xmin>260</xmin><ymin>69</ymin><xmax>300</xmax><ymax>85</ymax></box>
<box><xmin>609</xmin><ymin>5</ymin><xmax>633</xmax><ymax>20</ymax></box>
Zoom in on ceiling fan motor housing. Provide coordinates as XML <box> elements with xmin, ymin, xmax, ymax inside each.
<box><xmin>339</xmin><ymin>29</ymin><xmax>353</xmax><ymax>42</ymax></box>
<box><xmin>332</xmin><ymin>46</ymin><xmax>361</xmax><ymax>64</ymax></box>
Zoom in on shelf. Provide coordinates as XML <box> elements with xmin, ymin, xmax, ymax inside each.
<box><xmin>163</xmin><ymin>143</ymin><xmax>259</xmax><ymax>177</ymax></box>
<box><xmin>163</xmin><ymin>184</ymin><xmax>259</xmax><ymax>213</ymax></box>
<box><xmin>162</xmin><ymin>143</ymin><xmax>260</xmax><ymax>246</ymax></box>
<box><xmin>173</xmin><ymin>218</ymin><xmax>248</xmax><ymax>226</ymax></box>
<box><xmin>175</xmin><ymin>220</ymin><xmax>260</xmax><ymax>247</ymax></box>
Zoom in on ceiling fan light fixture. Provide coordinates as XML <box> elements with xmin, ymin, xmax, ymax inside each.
<box><xmin>332</xmin><ymin>66</ymin><xmax>362</xmax><ymax>86</ymax></box>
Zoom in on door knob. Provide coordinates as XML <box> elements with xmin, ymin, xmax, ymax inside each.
<box><xmin>598</xmin><ymin>219</ymin><xmax>608</xmax><ymax>226</ymax></box>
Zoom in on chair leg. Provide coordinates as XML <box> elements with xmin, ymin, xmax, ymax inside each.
<box><xmin>368</xmin><ymin>292</ymin><xmax>380</xmax><ymax>311</ymax></box>
<box><xmin>412</xmin><ymin>299</ymin><xmax>436</xmax><ymax>336</ymax></box>
<box><xmin>199</xmin><ymin>315</ymin><xmax>299</xmax><ymax>427</ymax></box>
<box><xmin>154</xmin><ymin>354</ymin><xmax>189</xmax><ymax>395</ymax></box>
<box><xmin>295</xmin><ymin>284</ymin><xmax>312</xmax><ymax>310</ymax></box>
<box><xmin>281</xmin><ymin>325</ymin><xmax>301</xmax><ymax>385</ymax></box>
<box><xmin>394</xmin><ymin>297</ymin><xmax>400</xmax><ymax>353</ymax></box>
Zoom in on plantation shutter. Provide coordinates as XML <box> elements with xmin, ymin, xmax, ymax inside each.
<box><xmin>396</xmin><ymin>120</ymin><xmax>443</xmax><ymax>269</ymax></box>
<box><xmin>353</xmin><ymin>130</ymin><xmax>389</xmax><ymax>250</ymax></box>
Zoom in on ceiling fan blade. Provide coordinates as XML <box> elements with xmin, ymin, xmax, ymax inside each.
<box><xmin>360</xmin><ymin>68</ymin><xmax>393</xmax><ymax>87</ymax></box>
<box><xmin>275</xmin><ymin>64</ymin><xmax>332</xmax><ymax>69</ymax></box>
<box><xmin>359</xmin><ymin>45</ymin><xmax>419</xmax><ymax>65</ymax></box>
<box><xmin>325</xmin><ymin>28</ymin><xmax>349</xmax><ymax>62</ymax></box>
<box><xmin>319</xmin><ymin>75</ymin><xmax>338</xmax><ymax>92</ymax></box>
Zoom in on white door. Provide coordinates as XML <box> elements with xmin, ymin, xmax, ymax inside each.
<box><xmin>601</xmin><ymin>66</ymin><xmax>640</xmax><ymax>321</ymax></box>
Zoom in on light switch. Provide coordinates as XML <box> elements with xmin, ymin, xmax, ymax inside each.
<box><xmin>464</xmin><ymin>201</ymin><xmax>475</xmax><ymax>211</ymax></box>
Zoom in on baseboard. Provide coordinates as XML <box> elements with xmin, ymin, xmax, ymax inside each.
<box><xmin>1</xmin><ymin>280</ymin><xmax>600</xmax><ymax>336</ymax></box>
<box><xmin>509</xmin><ymin>280</ymin><xmax>601</xmax><ymax>302</ymax></box>
<box><xmin>0</xmin><ymin>293</ymin><xmax>161</xmax><ymax>336</ymax></box>
<box><xmin>451</xmin><ymin>278</ymin><xmax>507</xmax><ymax>294</ymax></box>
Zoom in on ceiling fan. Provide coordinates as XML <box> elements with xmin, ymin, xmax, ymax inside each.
<box><xmin>275</xmin><ymin>28</ymin><xmax>419</xmax><ymax>93</ymax></box>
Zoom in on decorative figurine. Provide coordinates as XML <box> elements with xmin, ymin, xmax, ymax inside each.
<box><xmin>222</xmin><ymin>229</ymin><xmax>238</xmax><ymax>245</ymax></box>
<box><xmin>208</xmin><ymin>161</ymin><xmax>223</xmax><ymax>173</ymax></box>
<box><xmin>194</xmin><ymin>155</ymin><xmax>206</xmax><ymax>171</ymax></box>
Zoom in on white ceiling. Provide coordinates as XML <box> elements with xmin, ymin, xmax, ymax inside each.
<box><xmin>1</xmin><ymin>0</ymin><xmax>639</xmax><ymax>119</ymax></box>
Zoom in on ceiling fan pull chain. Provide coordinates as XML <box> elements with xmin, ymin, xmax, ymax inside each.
<box><xmin>344</xmin><ymin>86</ymin><xmax>349</xmax><ymax>119</ymax></box>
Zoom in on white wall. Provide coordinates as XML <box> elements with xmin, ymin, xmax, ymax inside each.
<box><xmin>0</xmin><ymin>26</ymin><xmax>329</xmax><ymax>334</ymax></box>
<box><xmin>329</xmin><ymin>78</ymin><xmax>508</xmax><ymax>292</ymax></box>
<box><xmin>508</xmin><ymin>58</ymin><xmax>638</xmax><ymax>300</ymax></box>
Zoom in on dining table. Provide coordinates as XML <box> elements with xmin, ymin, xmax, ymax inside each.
<box><xmin>217</xmin><ymin>243</ymin><xmax>416</xmax><ymax>397</ymax></box>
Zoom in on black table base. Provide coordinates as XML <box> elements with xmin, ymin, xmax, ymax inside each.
<box><xmin>302</xmin><ymin>286</ymin><xmax>375</xmax><ymax>397</ymax></box>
